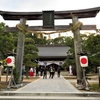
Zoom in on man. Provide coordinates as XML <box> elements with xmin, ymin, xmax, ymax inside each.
<box><xmin>57</xmin><ymin>66</ymin><xmax>61</xmax><ymax>77</ymax></box>
<box><xmin>22</xmin><ymin>64</ymin><xmax>25</xmax><ymax>81</ymax></box>
<box><xmin>36</xmin><ymin>66</ymin><xmax>39</xmax><ymax>76</ymax></box>
<box><xmin>43</xmin><ymin>66</ymin><xmax>47</xmax><ymax>79</ymax></box>
<box><xmin>49</xmin><ymin>66</ymin><xmax>54</xmax><ymax>79</ymax></box>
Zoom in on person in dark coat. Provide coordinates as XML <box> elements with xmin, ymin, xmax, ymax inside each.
<box><xmin>40</xmin><ymin>66</ymin><xmax>43</xmax><ymax>76</ymax></box>
<box><xmin>36</xmin><ymin>66</ymin><xmax>39</xmax><ymax>76</ymax></box>
<box><xmin>43</xmin><ymin>66</ymin><xmax>47</xmax><ymax>79</ymax></box>
<box><xmin>57</xmin><ymin>66</ymin><xmax>61</xmax><ymax>77</ymax></box>
<box><xmin>22</xmin><ymin>64</ymin><xmax>25</xmax><ymax>81</ymax></box>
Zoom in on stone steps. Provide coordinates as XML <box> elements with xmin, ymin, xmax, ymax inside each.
<box><xmin>0</xmin><ymin>96</ymin><xmax>100</xmax><ymax>100</ymax></box>
<box><xmin>0</xmin><ymin>92</ymin><xmax>100</xmax><ymax>100</ymax></box>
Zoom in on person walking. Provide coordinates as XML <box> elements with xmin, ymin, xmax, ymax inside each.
<box><xmin>21</xmin><ymin>63</ymin><xmax>25</xmax><ymax>81</ymax></box>
<box><xmin>29</xmin><ymin>68</ymin><xmax>34</xmax><ymax>77</ymax></box>
<box><xmin>43</xmin><ymin>66</ymin><xmax>47</xmax><ymax>79</ymax></box>
<box><xmin>36</xmin><ymin>66</ymin><xmax>39</xmax><ymax>76</ymax></box>
<box><xmin>49</xmin><ymin>66</ymin><xmax>54</xmax><ymax>79</ymax></box>
<box><xmin>40</xmin><ymin>66</ymin><xmax>43</xmax><ymax>76</ymax></box>
<box><xmin>57</xmin><ymin>66</ymin><xmax>61</xmax><ymax>77</ymax></box>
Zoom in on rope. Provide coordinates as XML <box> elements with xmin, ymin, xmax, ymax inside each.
<box><xmin>16</xmin><ymin>21</ymin><xmax>82</xmax><ymax>35</ymax></box>
<box><xmin>72</xmin><ymin>21</ymin><xmax>83</xmax><ymax>31</ymax></box>
<box><xmin>16</xmin><ymin>24</ymin><xmax>23</xmax><ymax>31</ymax></box>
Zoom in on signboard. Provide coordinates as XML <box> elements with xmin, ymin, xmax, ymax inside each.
<box><xmin>43</xmin><ymin>11</ymin><xmax>54</xmax><ymax>28</ymax></box>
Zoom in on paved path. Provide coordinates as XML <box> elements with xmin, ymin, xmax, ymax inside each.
<box><xmin>16</xmin><ymin>75</ymin><xmax>80</xmax><ymax>93</ymax></box>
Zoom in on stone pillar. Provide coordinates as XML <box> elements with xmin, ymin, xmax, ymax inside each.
<box><xmin>16</xmin><ymin>18</ymin><xmax>26</xmax><ymax>83</ymax></box>
<box><xmin>72</xmin><ymin>16</ymin><xmax>83</xmax><ymax>85</ymax></box>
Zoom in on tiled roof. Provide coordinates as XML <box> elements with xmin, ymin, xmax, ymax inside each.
<box><xmin>37</xmin><ymin>45</ymin><xmax>70</xmax><ymax>59</ymax></box>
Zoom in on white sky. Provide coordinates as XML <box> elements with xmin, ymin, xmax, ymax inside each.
<box><xmin>0</xmin><ymin>0</ymin><xmax>100</xmax><ymax>38</ymax></box>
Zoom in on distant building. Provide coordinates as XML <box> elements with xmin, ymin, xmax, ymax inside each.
<box><xmin>36</xmin><ymin>44</ymin><xmax>70</xmax><ymax>69</ymax></box>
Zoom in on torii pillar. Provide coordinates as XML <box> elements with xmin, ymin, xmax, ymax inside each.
<box><xmin>72</xmin><ymin>16</ymin><xmax>83</xmax><ymax>86</ymax></box>
<box><xmin>16</xmin><ymin>18</ymin><xmax>26</xmax><ymax>83</ymax></box>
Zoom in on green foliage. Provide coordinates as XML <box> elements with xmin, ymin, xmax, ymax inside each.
<box><xmin>63</xmin><ymin>32</ymin><xmax>100</xmax><ymax>74</ymax></box>
<box><xmin>0</xmin><ymin>22</ymin><xmax>14</xmax><ymax>59</ymax></box>
<box><xmin>90</xmin><ymin>84</ymin><xmax>100</xmax><ymax>92</ymax></box>
<box><xmin>53</xmin><ymin>37</ymin><xmax>65</xmax><ymax>44</ymax></box>
<box><xmin>24</xmin><ymin>38</ymin><xmax>39</xmax><ymax>68</ymax></box>
<box><xmin>62</xmin><ymin>37</ymin><xmax>75</xmax><ymax>70</ymax></box>
<box><xmin>0</xmin><ymin>22</ymin><xmax>6</xmax><ymax>33</ymax></box>
<box><xmin>28</xmin><ymin>33</ymin><xmax>47</xmax><ymax>44</ymax></box>
<box><xmin>47</xmin><ymin>36</ymin><xmax>74</xmax><ymax>46</ymax></box>
<box><xmin>84</xmin><ymin>33</ymin><xmax>100</xmax><ymax>73</ymax></box>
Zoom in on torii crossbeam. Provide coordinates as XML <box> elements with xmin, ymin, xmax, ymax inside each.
<box><xmin>0</xmin><ymin>6</ymin><xmax>100</xmax><ymax>20</ymax></box>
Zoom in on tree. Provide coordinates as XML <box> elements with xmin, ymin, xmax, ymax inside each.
<box><xmin>61</xmin><ymin>36</ymin><xmax>76</xmax><ymax>73</ymax></box>
<box><xmin>85</xmin><ymin>33</ymin><xmax>100</xmax><ymax>73</ymax></box>
<box><xmin>53</xmin><ymin>37</ymin><xmax>65</xmax><ymax>44</ymax></box>
<box><xmin>0</xmin><ymin>22</ymin><xmax>14</xmax><ymax>60</ymax></box>
<box><xmin>29</xmin><ymin>32</ymin><xmax>48</xmax><ymax>45</ymax></box>
<box><xmin>24</xmin><ymin>38</ymin><xmax>39</xmax><ymax>78</ymax></box>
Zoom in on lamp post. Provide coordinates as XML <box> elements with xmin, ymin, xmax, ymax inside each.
<box><xmin>79</xmin><ymin>52</ymin><xmax>90</xmax><ymax>90</ymax></box>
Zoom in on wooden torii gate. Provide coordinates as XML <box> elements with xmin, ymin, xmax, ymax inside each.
<box><xmin>0</xmin><ymin>7</ymin><xmax>100</xmax><ymax>87</ymax></box>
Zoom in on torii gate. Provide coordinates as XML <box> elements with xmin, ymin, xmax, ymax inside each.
<box><xmin>0</xmin><ymin>7</ymin><xmax>100</xmax><ymax>86</ymax></box>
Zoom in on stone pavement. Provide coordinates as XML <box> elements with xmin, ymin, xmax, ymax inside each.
<box><xmin>0</xmin><ymin>75</ymin><xmax>100</xmax><ymax>100</ymax></box>
<box><xmin>16</xmin><ymin>75</ymin><xmax>80</xmax><ymax>93</ymax></box>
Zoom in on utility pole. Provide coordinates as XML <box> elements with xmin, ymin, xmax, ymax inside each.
<box><xmin>72</xmin><ymin>16</ymin><xmax>83</xmax><ymax>87</ymax></box>
<box><xmin>16</xmin><ymin>18</ymin><xmax>26</xmax><ymax>83</ymax></box>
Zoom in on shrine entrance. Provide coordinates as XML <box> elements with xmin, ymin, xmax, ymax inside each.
<box><xmin>0</xmin><ymin>6</ymin><xmax>100</xmax><ymax>89</ymax></box>
<box><xmin>37</xmin><ymin>44</ymin><xmax>70</xmax><ymax>71</ymax></box>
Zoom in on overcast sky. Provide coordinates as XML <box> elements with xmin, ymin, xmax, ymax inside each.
<box><xmin>0</xmin><ymin>0</ymin><xmax>100</xmax><ymax>34</ymax></box>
